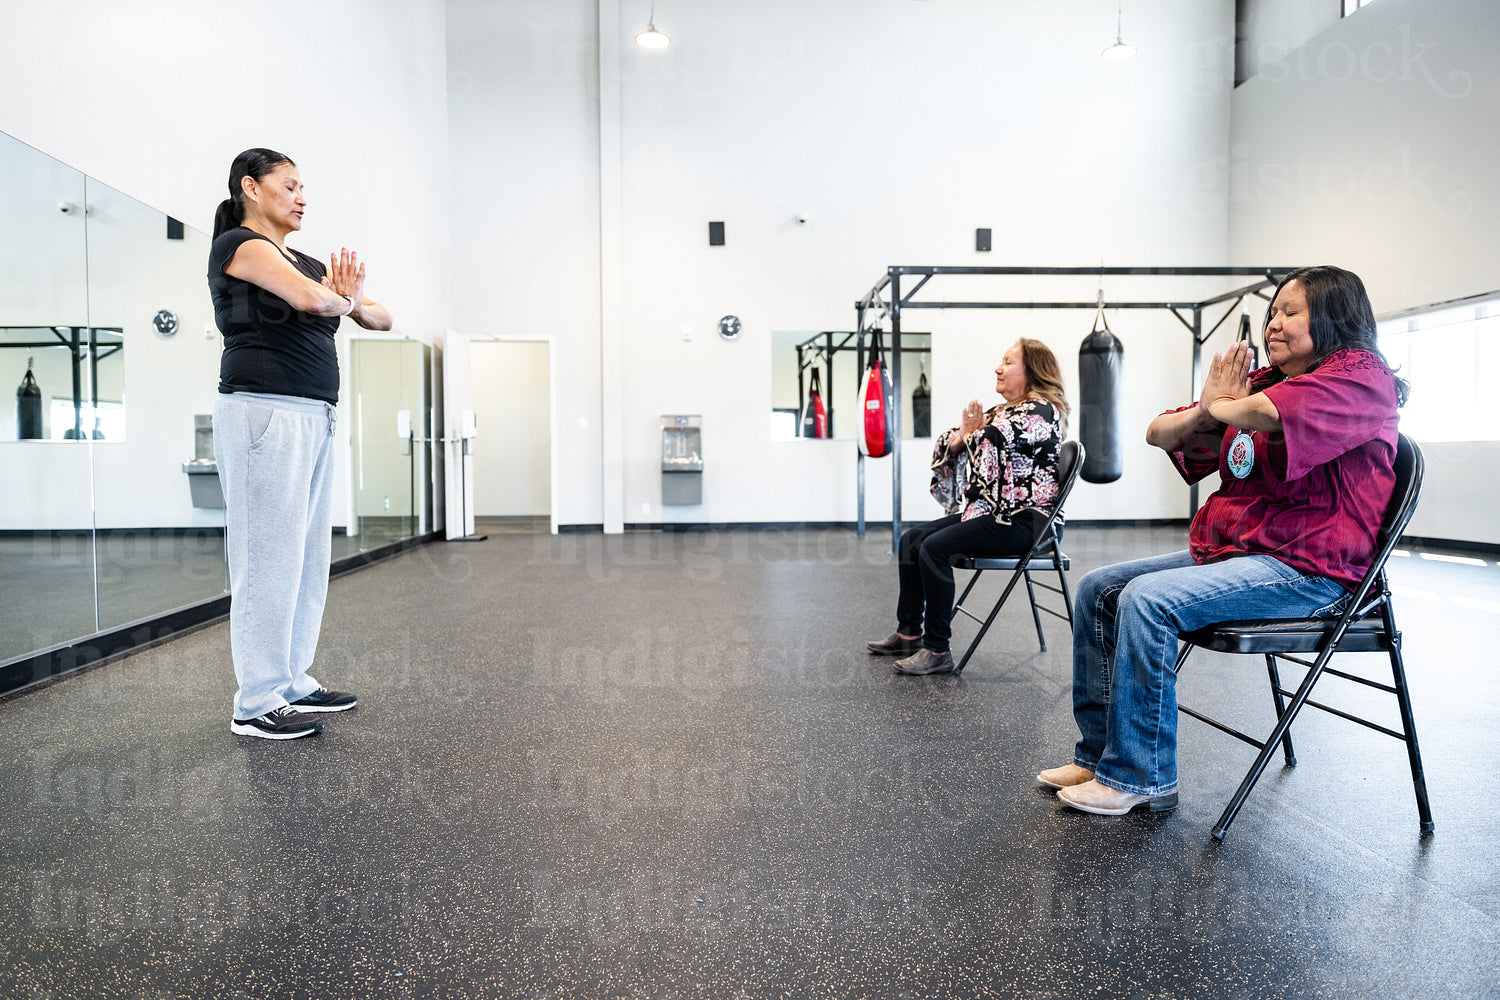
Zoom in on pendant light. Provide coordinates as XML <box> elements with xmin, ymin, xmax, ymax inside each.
<box><xmin>635</xmin><ymin>1</ymin><xmax>670</xmax><ymax>49</ymax></box>
<box><xmin>1101</xmin><ymin>0</ymin><xmax>1137</xmax><ymax>60</ymax></box>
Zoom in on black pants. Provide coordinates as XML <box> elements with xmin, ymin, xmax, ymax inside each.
<box><xmin>896</xmin><ymin>511</ymin><xmax>1052</xmax><ymax>653</ymax></box>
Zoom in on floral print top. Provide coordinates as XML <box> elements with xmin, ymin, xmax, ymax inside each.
<box><xmin>930</xmin><ymin>397</ymin><xmax>1065</xmax><ymax>524</ymax></box>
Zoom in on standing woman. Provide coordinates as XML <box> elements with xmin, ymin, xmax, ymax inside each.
<box><xmin>867</xmin><ymin>339</ymin><xmax>1069</xmax><ymax>676</ymax></box>
<box><xmin>209</xmin><ymin>148</ymin><xmax>393</xmax><ymax>740</ymax></box>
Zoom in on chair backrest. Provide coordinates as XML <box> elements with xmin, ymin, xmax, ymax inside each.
<box><xmin>1030</xmin><ymin>440</ymin><xmax>1085</xmax><ymax>547</ymax></box>
<box><xmin>1350</xmin><ymin>432</ymin><xmax>1425</xmax><ymax>609</ymax></box>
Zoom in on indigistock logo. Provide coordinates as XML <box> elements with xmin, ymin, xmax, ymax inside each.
<box><xmin>528</xmin><ymin>869</ymin><xmax>948</xmax><ymax>946</ymax></box>
<box><xmin>28</xmin><ymin>869</ymin><xmax>468</xmax><ymax>947</ymax></box>
<box><xmin>1031</xmin><ymin>866</ymin><xmax>1261</xmax><ymax>946</ymax></box>
<box><xmin>28</xmin><ymin>745</ymin><xmax>471</xmax><ymax>826</ymax></box>
<box><xmin>531</xmin><ymin>744</ymin><xmax>985</xmax><ymax>829</ymax></box>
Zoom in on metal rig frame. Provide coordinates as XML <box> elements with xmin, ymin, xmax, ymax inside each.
<box><xmin>853</xmin><ymin>266</ymin><xmax>1296</xmax><ymax>540</ymax></box>
<box><xmin>2</xmin><ymin>325</ymin><xmax>125</xmax><ymax>440</ymax></box>
<box><xmin>792</xmin><ymin>330</ymin><xmax>931</xmax><ymax>440</ymax></box>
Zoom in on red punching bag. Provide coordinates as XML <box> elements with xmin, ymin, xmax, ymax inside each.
<box><xmin>858</xmin><ymin>328</ymin><xmax>895</xmax><ymax>458</ymax></box>
<box><xmin>802</xmin><ymin>366</ymin><xmax>829</xmax><ymax>438</ymax></box>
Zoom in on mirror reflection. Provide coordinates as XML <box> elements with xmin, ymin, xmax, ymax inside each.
<box><xmin>84</xmin><ymin>173</ymin><xmax>228</xmax><ymax>631</ymax></box>
<box><xmin>770</xmin><ymin>330</ymin><xmax>932</xmax><ymax>441</ymax></box>
<box><xmin>0</xmin><ymin>131</ymin><xmax>96</xmax><ymax>662</ymax></box>
<box><xmin>339</xmin><ymin>336</ymin><xmax>431</xmax><ymax>557</ymax></box>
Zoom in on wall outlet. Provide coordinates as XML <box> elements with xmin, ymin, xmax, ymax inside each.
<box><xmin>641</xmin><ymin>502</ymin><xmax>650</xmax><ymax>516</ymax></box>
<box><xmin>681</xmin><ymin>325</ymin><xmax>693</xmax><ymax>342</ymax></box>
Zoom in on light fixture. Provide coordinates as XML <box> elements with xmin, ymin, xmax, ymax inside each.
<box><xmin>1101</xmin><ymin>0</ymin><xmax>1137</xmax><ymax>60</ymax></box>
<box><xmin>635</xmin><ymin>1</ymin><xmax>670</xmax><ymax>49</ymax></box>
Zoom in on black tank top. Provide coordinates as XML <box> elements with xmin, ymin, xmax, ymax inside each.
<box><xmin>208</xmin><ymin>227</ymin><xmax>340</xmax><ymax>404</ymax></box>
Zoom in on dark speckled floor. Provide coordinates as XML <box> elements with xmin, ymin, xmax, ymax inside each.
<box><xmin>1</xmin><ymin>526</ymin><xmax>1497</xmax><ymax>999</ymax></box>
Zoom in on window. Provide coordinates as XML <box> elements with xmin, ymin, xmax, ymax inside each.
<box><xmin>1343</xmin><ymin>0</ymin><xmax>1377</xmax><ymax>15</ymax></box>
<box><xmin>1378</xmin><ymin>296</ymin><xmax>1500</xmax><ymax>443</ymax></box>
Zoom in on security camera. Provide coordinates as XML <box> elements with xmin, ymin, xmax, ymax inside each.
<box><xmin>795</xmin><ymin>214</ymin><xmax>807</xmax><ymax>225</ymax></box>
<box><xmin>58</xmin><ymin>202</ymin><xmax>78</xmax><ymax>215</ymax></box>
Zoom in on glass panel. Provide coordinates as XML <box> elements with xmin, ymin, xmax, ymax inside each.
<box><xmin>0</xmin><ymin>132</ymin><xmax>98</xmax><ymax>661</ymax></box>
<box><xmin>770</xmin><ymin>330</ymin><xmax>933</xmax><ymax>441</ymax></box>
<box><xmin>84</xmin><ymin>175</ymin><xmax>228</xmax><ymax>631</ymax></box>
<box><xmin>343</xmin><ymin>336</ymin><xmax>425</xmax><ymax>555</ymax></box>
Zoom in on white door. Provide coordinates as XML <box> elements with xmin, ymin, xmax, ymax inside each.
<box><xmin>470</xmin><ymin>340</ymin><xmax>551</xmax><ymax>520</ymax></box>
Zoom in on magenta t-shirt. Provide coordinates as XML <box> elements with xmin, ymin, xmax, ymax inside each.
<box><xmin>1166</xmin><ymin>348</ymin><xmax>1400</xmax><ymax>590</ymax></box>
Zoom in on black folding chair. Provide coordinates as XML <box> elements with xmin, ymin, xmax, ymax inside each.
<box><xmin>1176</xmin><ymin>433</ymin><xmax>1432</xmax><ymax>840</ymax></box>
<box><xmin>948</xmin><ymin>440</ymin><xmax>1085</xmax><ymax>675</ymax></box>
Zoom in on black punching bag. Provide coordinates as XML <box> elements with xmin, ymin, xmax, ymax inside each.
<box><xmin>1078</xmin><ymin>313</ymin><xmax>1124</xmax><ymax>483</ymax></box>
<box><xmin>911</xmin><ymin>367</ymin><xmax>931</xmax><ymax>438</ymax></box>
<box><xmin>16</xmin><ymin>359</ymin><xmax>43</xmax><ymax>440</ymax></box>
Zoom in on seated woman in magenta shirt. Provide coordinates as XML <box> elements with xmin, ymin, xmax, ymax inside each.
<box><xmin>1039</xmin><ymin>265</ymin><xmax>1408</xmax><ymax>816</ymax></box>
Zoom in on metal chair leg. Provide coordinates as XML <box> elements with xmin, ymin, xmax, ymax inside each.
<box><xmin>1385</xmin><ymin>612</ymin><xmax>1434</xmax><ymax>834</ymax></box>
<box><xmin>954</xmin><ymin>568</ymin><xmax>1030</xmax><ymax>675</ymax></box>
<box><xmin>954</xmin><ymin>567</ymin><xmax>984</xmax><ymax>611</ymax></box>
<box><xmin>1023</xmin><ymin>570</ymin><xmax>1046</xmax><ymax>651</ymax></box>
<box><xmin>1055</xmin><ymin>548</ymin><xmax>1074</xmax><ymax>628</ymax></box>
<box><xmin>953</xmin><ymin>569</ymin><xmax>986</xmax><ymax>668</ymax></box>
<box><xmin>1212</xmin><ymin>645</ymin><xmax>1337</xmax><ymax>839</ymax></box>
<box><xmin>1264</xmin><ymin>653</ymin><xmax>1297</xmax><ymax>767</ymax></box>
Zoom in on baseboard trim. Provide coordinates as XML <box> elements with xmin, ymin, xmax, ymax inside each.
<box><xmin>616</xmin><ymin>518</ymin><xmax>1192</xmax><ymax>533</ymax></box>
<box><xmin>1399</xmin><ymin>534</ymin><xmax>1500</xmax><ymax>557</ymax></box>
<box><xmin>0</xmin><ymin>526</ymin><xmax>228</xmax><ymax>539</ymax></box>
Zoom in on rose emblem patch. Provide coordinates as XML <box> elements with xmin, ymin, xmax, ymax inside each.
<box><xmin>1228</xmin><ymin>430</ymin><xmax>1255</xmax><ymax>479</ymax></box>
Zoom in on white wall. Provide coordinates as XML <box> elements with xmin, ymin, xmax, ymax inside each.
<box><xmin>1229</xmin><ymin>0</ymin><xmax>1500</xmax><ymax>544</ymax></box>
<box><xmin>470</xmin><ymin>340</ymin><xmax>552</xmax><ymax>518</ymax></box>
<box><xmin>0</xmin><ymin>0</ymin><xmax>452</xmax><ymax>531</ymax></box>
<box><xmin>447</xmin><ymin>0</ymin><xmax>603</xmax><ymax>527</ymax></box>
<box><xmin>0</xmin><ymin>1</ymin><xmax>451</xmax><ymax>343</ymax></box>
<box><xmin>449</xmin><ymin>0</ymin><xmax>1240</xmax><ymax>528</ymax></box>
<box><xmin>1229</xmin><ymin>0</ymin><xmax>1499</xmax><ymax>311</ymax></box>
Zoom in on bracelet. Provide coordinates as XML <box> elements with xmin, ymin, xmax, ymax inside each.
<box><xmin>341</xmin><ymin>294</ymin><xmax>356</xmax><ymax>316</ymax></box>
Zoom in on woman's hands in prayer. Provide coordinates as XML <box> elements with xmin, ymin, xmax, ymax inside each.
<box><xmin>949</xmin><ymin>400</ymin><xmax>987</xmax><ymax>455</ymax></box>
<box><xmin>1202</xmin><ymin>341</ymin><xmax>1252</xmax><ymax>422</ymax></box>
<box><xmin>321</xmin><ymin>247</ymin><xmax>367</xmax><ymax>308</ymax></box>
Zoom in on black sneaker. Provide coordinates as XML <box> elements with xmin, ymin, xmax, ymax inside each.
<box><xmin>289</xmin><ymin>687</ymin><xmax>358</xmax><ymax>713</ymax></box>
<box><xmin>231</xmin><ymin>706</ymin><xmax>324</xmax><ymax>740</ymax></box>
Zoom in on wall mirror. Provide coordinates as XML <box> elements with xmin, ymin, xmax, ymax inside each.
<box><xmin>341</xmin><ymin>335</ymin><xmax>433</xmax><ymax>557</ymax></box>
<box><xmin>770</xmin><ymin>330</ymin><xmax>932</xmax><ymax>442</ymax></box>
<box><xmin>0</xmin><ymin>129</ymin><xmax>435</xmax><ymax>685</ymax></box>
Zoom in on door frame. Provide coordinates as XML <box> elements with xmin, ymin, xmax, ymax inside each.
<box><xmin>452</xmin><ymin>333</ymin><xmax>558</xmax><ymax>535</ymax></box>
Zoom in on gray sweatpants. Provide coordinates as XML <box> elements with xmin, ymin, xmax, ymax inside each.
<box><xmin>213</xmin><ymin>391</ymin><xmax>337</xmax><ymax>720</ymax></box>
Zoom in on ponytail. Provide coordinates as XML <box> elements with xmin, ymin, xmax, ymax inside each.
<box><xmin>213</xmin><ymin>147</ymin><xmax>295</xmax><ymax>240</ymax></box>
<box><xmin>212</xmin><ymin>198</ymin><xmax>240</xmax><ymax>239</ymax></box>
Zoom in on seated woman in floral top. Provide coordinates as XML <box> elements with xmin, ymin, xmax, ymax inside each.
<box><xmin>868</xmin><ymin>338</ymin><xmax>1069</xmax><ymax>676</ymax></box>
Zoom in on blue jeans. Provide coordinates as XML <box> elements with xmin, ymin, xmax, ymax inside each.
<box><xmin>1071</xmin><ymin>551</ymin><xmax>1347</xmax><ymax>796</ymax></box>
